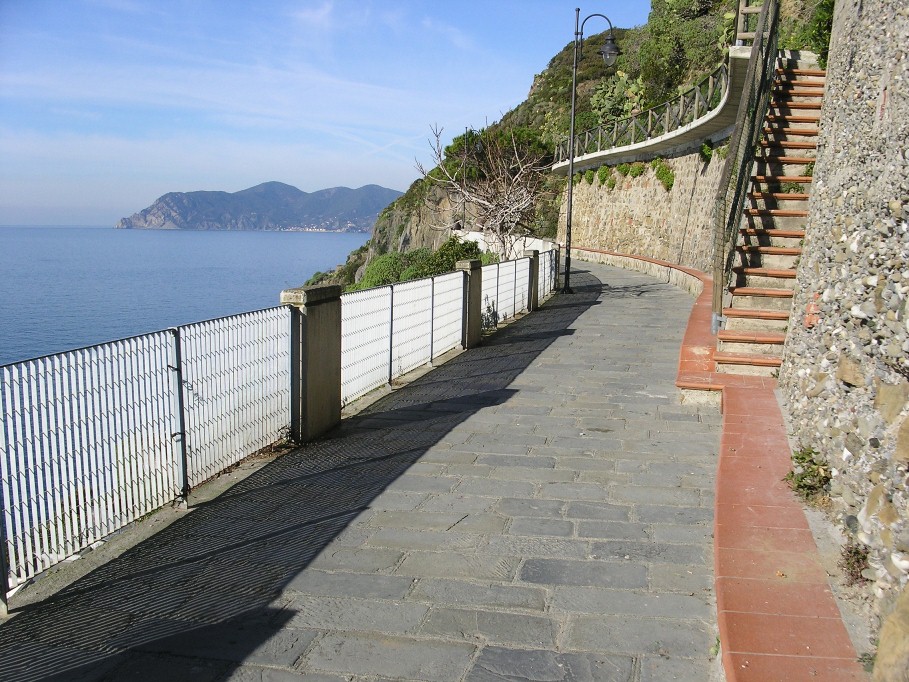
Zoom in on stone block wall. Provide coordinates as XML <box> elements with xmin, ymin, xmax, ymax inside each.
<box><xmin>557</xmin><ymin>148</ymin><xmax>727</xmax><ymax>274</ymax></box>
<box><xmin>779</xmin><ymin>0</ymin><xmax>909</xmax><ymax>627</ymax></box>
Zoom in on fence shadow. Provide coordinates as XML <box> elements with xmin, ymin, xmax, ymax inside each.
<box><xmin>0</xmin><ymin>270</ymin><xmax>606</xmax><ymax>681</ymax></box>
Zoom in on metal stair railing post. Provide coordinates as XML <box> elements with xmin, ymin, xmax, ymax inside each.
<box><xmin>711</xmin><ymin>0</ymin><xmax>780</xmax><ymax>333</ymax></box>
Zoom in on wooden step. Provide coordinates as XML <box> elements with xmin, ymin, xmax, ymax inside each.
<box><xmin>738</xmin><ymin>245</ymin><xmax>802</xmax><ymax>256</ymax></box>
<box><xmin>773</xmin><ymin>87</ymin><xmax>825</xmax><ymax>97</ymax></box>
<box><xmin>745</xmin><ymin>208</ymin><xmax>809</xmax><ymax>217</ymax></box>
<box><xmin>732</xmin><ymin>267</ymin><xmax>797</xmax><ymax>279</ymax></box>
<box><xmin>777</xmin><ymin>79</ymin><xmax>825</xmax><ymax>88</ymax></box>
<box><xmin>776</xmin><ymin>68</ymin><xmax>826</xmax><ymax>77</ymax></box>
<box><xmin>765</xmin><ymin>114</ymin><xmax>821</xmax><ymax>124</ymax></box>
<box><xmin>760</xmin><ymin>140</ymin><xmax>817</xmax><ymax>150</ymax></box>
<box><xmin>752</xmin><ymin>175</ymin><xmax>813</xmax><ymax>184</ymax></box>
<box><xmin>723</xmin><ymin>308</ymin><xmax>790</xmax><ymax>321</ymax></box>
<box><xmin>770</xmin><ymin>101</ymin><xmax>823</xmax><ymax>110</ymax></box>
<box><xmin>758</xmin><ymin>156</ymin><xmax>816</xmax><ymax>164</ymax></box>
<box><xmin>718</xmin><ymin>330</ymin><xmax>787</xmax><ymax>344</ymax></box>
<box><xmin>749</xmin><ymin>192</ymin><xmax>809</xmax><ymax>201</ymax></box>
<box><xmin>714</xmin><ymin>351</ymin><xmax>783</xmax><ymax>367</ymax></box>
<box><xmin>763</xmin><ymin>127</ymin><xmax>820</xmax><ymax>136</ymax></box>
<box><xmin>729</xmin><ymin>287</ymin><xmax>795</xmax><ymax>298</ymax></box>
<box><xmin>740</xmin><ymin>228</ymin><xmax>806</xmax><ymax>241</ymax></box>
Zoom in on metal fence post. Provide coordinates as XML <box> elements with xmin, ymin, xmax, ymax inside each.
<box><xmin>288</xmin><ymin>306</ymin><xmax>304</xmax><ymax>443</ymax></box>
<box><xmin>169</xmin><ymin>328</ymin><xmax>190</xmax><ymax>502</ymax></box>
<box><xmin>429</xmin><ymin>277</ymin><xmax>436</xmax><ymax>365</ymax></box>
<box><xmin>0</xmin><ymin>487</ymin><xmax>10</xmax><ymax>617</ymax></box>
<box><xmin>388</xmin><ymin>286</ymin><xmax>395</xmax><ymax>384</ymax></box>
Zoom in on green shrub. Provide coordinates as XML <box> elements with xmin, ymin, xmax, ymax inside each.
<box><xmin>573</xmin><ymin>172</ymin><xmax>584</xmax><ymax>185</ymax></box>
<box><xmin>784</xmin><ymin>446</ymin><xmax>831</xmax><ymax>503</ymax></box>
<box><xmin>607</xmin><ymin>176</ymin><xmax>617</xmax><ymax>190</ymax></box>
<box><xmin>804</xmin><ymin>161</ymin><xmax>815</xmax><ymax>177</ymax></box>
<box><xmin>597</xmin><ymin>166</ymin><xmax>612</xmax><ymax>184</ymax></box>
<box><xmin>781</xmin><ymin>181</ymin><xmax>804</xmax><ymax>194</ymax></box>
<box><xmin>699</xmin><ymin>142</ymin><xmax>713</xmax><ymax>163</ymax></box>
<box><xmin>653</xmin><ymin>159</ymin><xmax>675</xmax><ymax>192</ymax></box>
<box><xmin>715</xmin><ymin>144</ymin><xmax>728</xmax><ymax>160</ymax></box>
<box><xmin>628</xmin><ymin>162</ymin><xmax>646</xmax><ymax>178</ymax></box>
<box><xmin>584</xmin><ymin>169</ymin><xmax>596</xmax><ymax>184</ymax></box>
<box><xmin>616</xmin><ymin>163</ymin><xmax>631</xmax><ymax>176</ymax></box>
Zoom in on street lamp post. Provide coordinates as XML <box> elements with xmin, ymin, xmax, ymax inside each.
<box><xmin>563</xmin><ymin>7</ymin><xmax>620</xmax><ymax>293</ymax></box>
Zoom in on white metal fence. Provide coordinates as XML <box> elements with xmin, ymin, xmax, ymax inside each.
<box><xmin>179</xmin><ymin>308</ymin><xmax>291</xmax><ymax>487</ymax></box>
<box><xmin>1</xmin><ymin>249</ymin><xmax>557</xmax><ymax>603</ymax></box>
<box><xmin>0</xmin><ymin>307</ymin><xmax>291</xmax><ymax>592</ymax></box>
<box><xmin>340</xmin><ymin>271</ymin><xmax>466</xmax><ymax>407</ymax></box>
<box><xmin>480</xmin><ymin>258</ymin><xmax>535</xmax><ymax>330</ymax></box>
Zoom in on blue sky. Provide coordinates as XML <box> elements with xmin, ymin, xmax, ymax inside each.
<box><xmin>0</xmin><ymin>0</ymin><xmax>651</xmax><ymax>225</ymax></box>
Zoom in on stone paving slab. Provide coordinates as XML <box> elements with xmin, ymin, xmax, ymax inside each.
<box><xmin>0</xmin><ymin>264</ymin><xmax>722</xmax><ymax>681</ymax></box>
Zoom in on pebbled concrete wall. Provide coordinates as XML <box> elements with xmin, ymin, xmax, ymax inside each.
<box><xmin>556</xmin><ymin>148</ymin><xmax>727</xmax><ymax>274</ymax></box>
<box><xmin>778</xmin><ymin>0</ymin><xmax>909</xmax><ymax>636</ymax></box>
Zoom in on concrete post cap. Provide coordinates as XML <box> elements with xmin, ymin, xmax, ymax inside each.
<box><xmin>456</xmin><ymin>259</ymin><xmax>482</xmax><ymax>271</ymax></box>
<box><xmin>280</xmin><ymin>284</ymin><xmax>342</xmax><ymax>306</ymax></box>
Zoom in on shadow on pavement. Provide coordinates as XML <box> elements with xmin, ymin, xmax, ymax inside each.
<box><xmin>0</xmin><ymin>270</ymin><xmax>606</xmax><ymax>681</ymax></box>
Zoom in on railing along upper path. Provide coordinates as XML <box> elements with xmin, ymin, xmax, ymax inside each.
<box><xmin>0</xmin><ymin>263</ymin><xmax>721</xmax><ymax>680</ymax></box>
<box><xmin>552</xmin><ymin>47</ymin><xmax>753</xmax><ymax>174</ymax></box>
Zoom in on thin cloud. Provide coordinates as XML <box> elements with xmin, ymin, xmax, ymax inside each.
<box><xmin>420</xmin><ymin>17</ymin><xmax>475</xmax><ymax>51</ymax></box>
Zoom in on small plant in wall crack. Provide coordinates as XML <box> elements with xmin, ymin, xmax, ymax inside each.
<box><xmin>784</xmin><ymin>446</ymin><xmax>831</xmax><ymax>504</ymax></box>
<box><xmin>839</xmin><ymin>541</ymin><xmax>870</xmax><ymax>586</ymax></box>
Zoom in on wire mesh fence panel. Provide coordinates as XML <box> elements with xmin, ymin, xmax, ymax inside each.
<box><xmin>431</xmin><ymin>271</ymin><xmax>465</xmax><ymax>358</ymax></box>
<box><xmin>179</xmin><ymin>307</ymin><xmax>291</xmax><ymax>488</ymax></box>
<box><xmin>539</xmin><ymin>249</ymin><xmax>557</xmax><ymax>296</ymax></box>
<box><xmin>390</xmin><ymin>278</ymin><xmax>433</xmax><ymax>380</ymax></box>
<box><xmin>497</xmin><ymin>259</ymin><xmax>518</xmax><ymax>322</ymax></box>
<box><xmin>341</xmin><ymin>287</ymin><xmax>392</xmax><ymax>406</ymax></box>
<box><xmin>480</xmin><ymin>263</ymin><xmax>500</xmax><ymax>330</ymax></box>
<box><xmin>0</xmin><ymin>333</ymin><xmax>177</xmax><ymax>588</ymax></box>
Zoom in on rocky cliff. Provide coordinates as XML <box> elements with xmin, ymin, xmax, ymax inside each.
<box><xmin>116</xmin><ymin>181</ymin><xmax>402</xmax><ymax>232</ymax></box>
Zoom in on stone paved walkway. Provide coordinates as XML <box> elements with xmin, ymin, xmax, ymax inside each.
<box><xmin>0</xmin><ymin>263</ymin><xmax>722</xmax><ymax>682</ymax></box>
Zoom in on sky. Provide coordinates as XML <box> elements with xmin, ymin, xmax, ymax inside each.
<box><xmin>0</xmin><ymin>0</ymin><xmax>652</xmax><ymax>225</ymax></box>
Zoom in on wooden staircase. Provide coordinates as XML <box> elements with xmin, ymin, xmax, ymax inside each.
<box><xmin>715</xmin><ymin>60</ymin><xmax>825</xmax><ymax>375</ymax></box>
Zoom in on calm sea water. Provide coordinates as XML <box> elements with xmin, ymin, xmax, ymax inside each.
<box><xmin>0</xmin><ymin>227</ymin><xmax>369</xmax><ymax>365</ymax></box>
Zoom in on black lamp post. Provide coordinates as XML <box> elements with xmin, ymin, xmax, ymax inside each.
<box><xmin>562</xmin><ymin>7</ymin><xmax>620</xmax><ymax>293</ymax></box>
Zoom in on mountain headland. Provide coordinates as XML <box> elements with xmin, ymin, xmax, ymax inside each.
<box><xmin>116</xmin><ymin>182</ymin><xmax>402</xmax><ymax>232</ymax></box>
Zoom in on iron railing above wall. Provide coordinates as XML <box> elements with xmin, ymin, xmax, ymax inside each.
<box><xmin>554</xmin><ymin>62</ymin><xmax>730</xmax><ymax>164</ymax></box>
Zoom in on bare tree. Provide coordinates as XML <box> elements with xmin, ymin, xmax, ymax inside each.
<box><xmin>416</xmin><ymin>125</ymin><xmax>553</xmax><ymax>259</ymax></box>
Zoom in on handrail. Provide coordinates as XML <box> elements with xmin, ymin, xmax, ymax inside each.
<box><xmin>710</xmin><ymin>0</ymin><xmax>780</xmax><ymax>331</ymax></box>
<box><xmin>553</xmin><ymin>61</ymin><xmax>730</xmax><ymax>164</ymax></box>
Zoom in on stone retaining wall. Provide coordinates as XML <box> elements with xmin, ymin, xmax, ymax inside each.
<box><xmin>778</xmin><ymin>0</ymin><xmax>909</xmax><ymax>633</ymax></box>
<box><xmin>557</xmin><ymin>148</ymin><xmax>727</xmax><ymax>274</ymax></box>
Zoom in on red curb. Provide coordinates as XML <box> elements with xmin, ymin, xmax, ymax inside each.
<box><xmin>573</xmin><ymin>247</ymin><xmax>869</xmax><ymax>682</ymax></box>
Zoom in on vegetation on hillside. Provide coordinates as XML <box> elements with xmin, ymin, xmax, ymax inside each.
<box><xmin>310</xmin><ymin>0</ymin><xmax>834</xmax><ymax>290</ymax></box>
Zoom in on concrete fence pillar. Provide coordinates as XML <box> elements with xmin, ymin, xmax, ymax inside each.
<box><xmin>524</xmin><ymin>250</ymin><xmax>539</xmax><ymax>311</ymax></box>
<box><xmin>456</xmin><ymin>259</ymin><xmax>482</xmax><ymax>349</ymax></box>
<box><xmin>280</xmin><ymin>284</ymin><xmax>342</xmax><ymax>443</ymax></box>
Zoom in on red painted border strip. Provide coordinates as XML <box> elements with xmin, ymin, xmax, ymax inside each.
<box><xmin>573</xmin><ymin>247</ymin><xmax>868</xmax><ymax>681</ymax></box>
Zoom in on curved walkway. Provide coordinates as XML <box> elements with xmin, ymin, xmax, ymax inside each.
<box><xmin>0</xmin><ymin>263</ymin><xmax>722</xmax><ymax>682</ymax></box>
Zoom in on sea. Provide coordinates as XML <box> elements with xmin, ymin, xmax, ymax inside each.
<box><xmin>0</xmin><ymin>226</ymin><xmax>369</xmax><ymax>366</ymax></box>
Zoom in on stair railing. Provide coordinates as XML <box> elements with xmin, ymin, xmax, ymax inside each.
<box><xmin>710</xmin><ymin>0</ymin><xmax>780</xmax><ymax>333</ymax></box>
